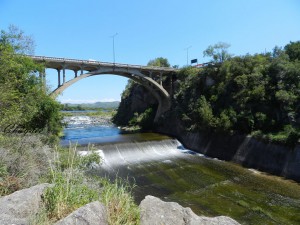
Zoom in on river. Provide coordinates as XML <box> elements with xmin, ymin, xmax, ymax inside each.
<box><xmin>61</xmin><ymin>114</ymin><xmax>300</xmax><ymax>225</ymax></box>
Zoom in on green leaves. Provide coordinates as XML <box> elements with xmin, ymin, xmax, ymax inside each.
<box><xmin>147</xmin><ymin>57</ymin><xmax>170</xmax><ymax>67</ymax></box>
<box><xmin>284</xmin><ymin>41</ymin><xmax>300</xmax><ymax>61</ymax></box>
<box><xmin>0</xmin><ymin>25</ymin><xmax>35</xmax><ymax>55</ymax></box>
<box><xmin>171</xmin><ymin>41</ymin><xmax>300</xmax><ymax>145</ymax></box>
<box><xmin>0</xmin><ymin>26</ymin><xmax>62</xmax><ymax>142</ymax></box>
<box><xmin>203</xmin><ymin>42</ymin><xmax>233</xmax><ymax>63</ymax></box>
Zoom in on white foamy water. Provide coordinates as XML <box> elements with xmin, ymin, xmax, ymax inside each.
<box><xmin>64</xmin><ymin>116</ymin><xmax>92</xmax><ymax>125</ymax></box>
<box><xmin>97</xmin><ymin>139</ymin><xmax>190</xmax><ymax>171</ymax></box>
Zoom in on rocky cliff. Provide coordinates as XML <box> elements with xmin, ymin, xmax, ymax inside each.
<box><xmin>156</xmin><ymin>113</ymin><xmax>300</xmax><ymax>182</ymax></box>
<box><xmin>115</xmin><ymin>82</ymin><xmax>300</xmax><ymax>183</ymax></box>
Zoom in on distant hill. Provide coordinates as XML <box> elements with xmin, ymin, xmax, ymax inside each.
<box><xmin>63</xmin><ymin>101</ymin><xmax>120</xmax><ymax>109</ymax></box>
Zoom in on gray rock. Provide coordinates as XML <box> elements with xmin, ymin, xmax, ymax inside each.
<box><xmin>0</xmin><ymin>183</ymin><xmax>51</xmax><ymax>225</ymax></box>
<box><xmin>54</xmin><ymin>201</ymin><xmax>107</xmax><ymax>225</ymax></box>
<box><xmin>140</xmin><ymin>195</ymin><xmax>240</xmax><ymax>225</ymax></box>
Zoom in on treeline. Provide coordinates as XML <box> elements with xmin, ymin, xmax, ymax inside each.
<box><xmin>114</xmin><ymin>41</ymin><xmax>300</xmax><ymax>146</ymax></box>
<box><xmin>173</xmin><ymin>41</ymin><xmax>300</xmax><ymax>145</ymax></box>
<box><xmin>0</xmin><ymin>25</ymin><xmax>62</xmax><ymax>143</ymax></box>
<box><xmin>61</xmin><ymin>101</ymin><xmax>120</xmax><ymax>111</ymax></box>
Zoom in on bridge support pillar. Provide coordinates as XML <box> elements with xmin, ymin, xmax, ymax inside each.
<box><xmin>57</xmin><ymin>69</ymin><xmax>61</xmax><ymax>87</ymax></box>
<box><xmin>159</xmin><ymin>72</ymin><xmax>163</xmax><ymax>86</ymax></box>
<box><xmin>39</xmin><ymin>69</ymin><xmax>46</xmax><ymax>92</ymax></box>
<box><xmin>74</xmin><ymin>70</ymin><xmax>78</xmax><ymax>78</ymax></box>
<box><xmin>80</xmin><ymin>66</ymin><xmax>83</xmax><ymax>75</ymax></box>
<box><xmin>63</xmin><ymin>67</ymin><xmax>66</xmax><ymax>84</ymax></box>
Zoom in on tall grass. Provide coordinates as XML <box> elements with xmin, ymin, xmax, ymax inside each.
<box><xmin>40</xmin><ymin>144</ymin><xmax>140</xmax><ymax>224</ymax></box>
<box><xmin>100</xmin><ymin>177</ymin><xmax>140</xmax><ymax>225</ymax></box>
<box><xmin>43</xmin><ymin>144</ymin><xmax>101</xmax><ymax>221</ymax></box>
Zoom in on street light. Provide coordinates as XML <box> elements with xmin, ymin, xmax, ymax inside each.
<box><xmin>110</xmin><ymin>33</ymin><xmax>118</xmax><ymax>64</ymax></box>
<box><xmin>184</xmin><ymin>46</ymin><xmax>192</xmax><ymax>66</ymax></box>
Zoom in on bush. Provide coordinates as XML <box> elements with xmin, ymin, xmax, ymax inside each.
<box><xmin>129</xmin><ymin>108</ymin><xmax>155</xmax><ymax>130</ymax></box>
<box><xmin>0</xmin><ymin>133</ymin><xmax>52</xmax><ymax>196</ymax></box>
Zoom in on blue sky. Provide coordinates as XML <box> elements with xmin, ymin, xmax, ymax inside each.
<box><xmin>1</xmin><ymin>0</ymin><xmax>300</xmax><ymax>103</ymax></box>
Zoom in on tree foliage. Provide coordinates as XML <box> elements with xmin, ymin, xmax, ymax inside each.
<box><xmin>147</xmin><ymin>57</ymin><xmax>170</xmax><ymax>67</ymax></box>
<box><xmin>203</xmin><ymin>42</ymin><xmax>232</xmax><ymax>63</ymax></box>
<box><xmin>0</xmin><ymin>25</ymin><xmax>35</xmax><ymax>55</ymax></box>
<box><xmin>0</xmin><ymin>26</ymin><xmax>62</xmax><ymax>142</ymax></box>
<box><xmin>284</xmin><ymin>41</ymin><xmax>300</xmax><ymax>61</ymax></box>
<box><xmin>113</xmin><ymin>41</ymin><xmax>300</xmax><ymax>146</ymax></box>
<box><xmin>174</xmin><ymin>42</ymin><xmax>300</xmax><ymax>145</ymax></box>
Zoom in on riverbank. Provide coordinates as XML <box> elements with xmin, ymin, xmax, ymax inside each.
<box><xmin>0</xmin><ymin>133</ymin><xmax>141</xmax><ymax>224</ymax></box>
<box><xmin>0</xmin><ymin>184</ymin><xmax>240</xmax><ymax>225</ymax></box>
<box><xmin>155</xmin><ymin>114</ymin><xmax>300</xmax><ymax>183</ymax></box>
<box><xmin>0</xmin><ymin>133</ymin><xmax>242</xmax><ymax>225</ymax></box>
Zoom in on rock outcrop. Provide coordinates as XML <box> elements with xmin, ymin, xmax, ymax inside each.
<box><xmin>0</xmin><ymin>184</ymin><xmax>240</xmax><ymax>225</ymax></box>
<box><xmin>140</xmin><ymin>195</ymin><xmax>240</xmax><ymax>225</ymax></box>
<box><xmin>0</xmin><ymin>183</ymin><xmax>51</xmax><ymax>225</ymax></box>
<box><xmin>54</xmin><ymin>201</ymin><xmax>107</xmax><ymax>225</ymax></box>
<box><xmin>114</xmin><ymin>78</ymin><xmax>300</xmax><ymax>183</ymax></box>
<box><xmin>157</xmin><ymin>116</ymin><xmax>300</xmax><ymax>182</ymax></box>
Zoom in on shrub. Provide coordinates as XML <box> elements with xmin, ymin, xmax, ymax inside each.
<box><xmin>129</xmin><ymin>108</ymin><xmax>155</xmax><ymax>130</ymax></box>
<box><xmin>0</xmin><ymin>133</ymin><xmax>52</xmax><ymax>196</ymax></box>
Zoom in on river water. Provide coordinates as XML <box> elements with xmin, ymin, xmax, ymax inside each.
<box><xmin>61</xmin><ymin>114</ymin><xmax>300</xmax><ymax>225</ymax></box>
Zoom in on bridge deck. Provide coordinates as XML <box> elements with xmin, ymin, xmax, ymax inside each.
<box><xmin>29</xmin><ymin>55</ymin><xmax>177</xmax><ymax>73</ymax></box>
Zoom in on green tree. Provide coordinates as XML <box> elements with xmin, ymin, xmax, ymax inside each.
<box><xmin>203</xmin><ymin>42</ymin><xmax>232</xmax><ymax>63</ymax></box>
<box><xmin>147</xmin><ymin>57</ymin><xmax>170</xmax><ymax>67</ymax></box>
<box><xmin>0</xmin><ymin>24</ymin><xmax>35</xmax><ymax>55</ymax></box>
<box><xmin>0</xmin><ymin>26</ymin><xmax>62</xmax><ymax>141</ymax></box>
<box><xmin>284</xmin><ymin>41</ymin><xmax>300</xmax><ymax>61</ymax></box>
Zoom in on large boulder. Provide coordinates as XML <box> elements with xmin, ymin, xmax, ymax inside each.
<box><xmin>54</xmin><ymin>201</ymin><xmax>107</xmax><ymax>225</ymax></box>
<box><xmin>0</xmin><ymin>183</ymin><xmax>51</xmax><ymax>225</ymax></box>
<box><xmin>140</xmin><ymin>195</ymin><xmax>240</xmax><ymax>225</ymax></box>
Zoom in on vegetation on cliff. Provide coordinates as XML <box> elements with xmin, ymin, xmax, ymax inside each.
<box><xmin>174</xmin><ymin>41</ymin><xmax>300</xmax><ymax>145</ymax></box>
<box><xmin>114</xmin><ymin>42</ymin><xmax>300</xmax><ymax>146</ymax></box>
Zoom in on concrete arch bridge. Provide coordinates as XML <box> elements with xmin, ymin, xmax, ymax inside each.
<box><xmin>29</xmin><ymin>56</ymin><xmax>178</xmax><ymax>121</ymax></box>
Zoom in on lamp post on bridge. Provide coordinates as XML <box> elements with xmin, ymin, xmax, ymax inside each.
<box><xmin>110</xmin><ymin>33</ymin><xmax>118</xmax><ymax>64</ymax></box>
<box><xmin>184</xmin><ymin>46</ymin><xmax>192</xmax><ymax>66</ymax></box>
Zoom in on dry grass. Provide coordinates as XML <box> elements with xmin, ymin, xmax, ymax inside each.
<box><xmin>0</xmin><ymin>133</ymin><xmax>53</xmax><ymax>196</ymax></box>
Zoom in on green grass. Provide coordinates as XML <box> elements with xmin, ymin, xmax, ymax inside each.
<box><xmin>32</xmin><ymin>143</ymin><xmax>140</xmax><ymax>224</ymax></box>
<box><xmin>42</xmin><ymin>144</ymin><xmax>101</xmax><ymax>221</ymax></box>
<box><xmin>100</xmin><ymin>177</ymin><xmax>140</xmax><ymax>225</ymax></box>
<box><xmin>0</xmin><ymin>134</ymin><xmax>140</xmax><ymax>224</ymax></box>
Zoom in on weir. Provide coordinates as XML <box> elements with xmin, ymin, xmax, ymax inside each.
<box><xmin>61</xmin><ymin>114</ymin><xmax>300</xmax><ymax>224</ymax></box>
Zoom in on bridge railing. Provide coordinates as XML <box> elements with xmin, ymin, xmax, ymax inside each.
<box><xmin>28</xmin><ymin>55</ymin><xmax>177</xmax><ymax>72</ymax></box>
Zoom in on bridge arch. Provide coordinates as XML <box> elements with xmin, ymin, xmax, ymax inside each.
<box><xmin>52</xmin><ymin>67</ymin><xmax>171</xmax><ymax>122</ymax></box>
